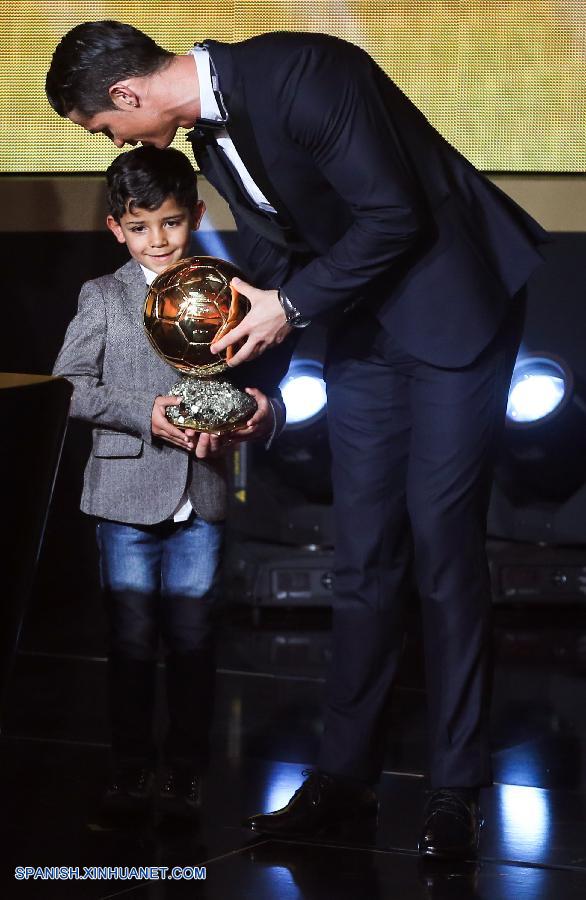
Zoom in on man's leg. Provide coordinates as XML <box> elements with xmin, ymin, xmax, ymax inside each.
<box><xmin>318</xmin><ymin>351</ymin><xmax>414</xmax><ymax>782</ymax></box>
<box><xmin>406</xmin><ymin>300</ymin><xmax>524</xmax><ymax>855</ymax></box>
<box><xmin>246</xmin><ymin>336</ymin><xmax>415</xmax><ymax>836</ymax></box>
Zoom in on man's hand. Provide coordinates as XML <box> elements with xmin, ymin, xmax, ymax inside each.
<box><xmin>210</xmin><ymin>277</ymin><xmax>292</xmax><ymax>366</ymax></box>
<box><xmin>151</xmin><ymin>395</ymin><xmax>199</xmax><ymax>451</ymax></box>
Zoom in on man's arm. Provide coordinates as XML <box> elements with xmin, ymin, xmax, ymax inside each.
<box><xmin>212</xmin><ymin>40</ymin><xmax>427</xmax><ymax>364</ymax></box>
<box><xmin>231</xmin><ymin>205</ymin><xmax>299</xmax><ymax>292</ymax></box>
<box><xmin>276</xmin><ymin>40</ymin><xmax>427</xmax><ymax>318</ymax></box>
<box><xmin>224</xmin><ymin>209</ymin><xmax>301</xmax><ymax>387</ymax></box>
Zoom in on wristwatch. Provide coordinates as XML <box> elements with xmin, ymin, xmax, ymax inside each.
<box><xmin>278</xmin><ymin>288</ymin><xmax>311</xmax><ymax>328</ymax></box>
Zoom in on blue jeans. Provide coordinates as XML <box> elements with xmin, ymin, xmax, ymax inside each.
<box><xmin>96</xmin><ymin>512</ymin><xmax>224</xmax><ymax>768</ymax></box>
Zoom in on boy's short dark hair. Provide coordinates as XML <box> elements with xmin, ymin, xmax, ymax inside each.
<box><xmin>106</xmin><ymin>146</ymin><xmax>199</xmax><ymax>221</ymax></box>
<box><xmin>46</xmin><ymin>20</ymin><xmax>172</xmax><ymax>118</ymax></box>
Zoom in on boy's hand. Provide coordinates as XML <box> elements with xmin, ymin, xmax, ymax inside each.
<box><xmin>151</xmin><ymin>396</ymin><xmax>198</xmax><ymax>451</ymax></box>
<box><xmin>210</xmin><ymin>279</ymin><xmax>292</xmax><ymax>366</ymax></box>
<box><xmin>152</xmin><ymin>390</ymin><xmax>276</xmax><ymax>459</ymax></box>
<box><xmin>228</xmin><ymin>388</ymin><xmax>275</xmax><ymax>442</ymax></box>
<box><xmin>192</xmin><ymin>389</ymin><xmax>275</xmax><ymax>458</ymax></box>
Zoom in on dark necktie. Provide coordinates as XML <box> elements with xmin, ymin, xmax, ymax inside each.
<box><xmin>186</xmin><ymin>125</ymin><xmax>310</xmax><ymax>254</ymax></box>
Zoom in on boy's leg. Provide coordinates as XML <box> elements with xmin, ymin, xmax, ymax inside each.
<box><xmin>160</xmin><ymin>513</ymin><xmax>223</xmax><ymax>772</ymax></box>
<box><xmin>96</xmin><ymin>520</ymin><xmax>161</xmax><ymax>767</ymax></box>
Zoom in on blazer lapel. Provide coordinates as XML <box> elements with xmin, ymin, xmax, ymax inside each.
<box><xmin>114</xmin><ymin>258</ymin><xmax>150</xmax><ymax>323</ymax></box>
<box><xmin>204</xmin><ymin>40</ymin><xmax>297</xmax><ymax>229</ymax></box>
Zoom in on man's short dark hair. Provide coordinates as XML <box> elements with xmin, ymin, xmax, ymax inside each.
<box><xmin>106</xmin><ymin>146</ymin><xmax>199</xmax><ymax>222</ymax></box>
<box><xmin>46</xmin><ymin>20</ymin><xmax>173</xmax><ymax>118</ymax></box>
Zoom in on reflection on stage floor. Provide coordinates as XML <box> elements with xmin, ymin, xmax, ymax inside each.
<box><xmin>2</xmin><ymin>601</ymin><xmax>586</xmax><ymax>898</ymax></box>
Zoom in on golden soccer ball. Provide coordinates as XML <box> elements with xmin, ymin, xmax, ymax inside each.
<box><xmin>143</xmin><ymin>255</ymin><xmax>249</xmax><ymax>376</ymax></box>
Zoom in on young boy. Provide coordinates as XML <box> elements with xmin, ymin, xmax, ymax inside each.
<box><xmin>53</xmin><ymin>146</ymin><xmax>283</xmax><ymax>823</ymax></box>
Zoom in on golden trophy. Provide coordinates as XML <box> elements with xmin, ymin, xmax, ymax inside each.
<box><xmin>143</xmin><ymin>256</ymin><xmax>257</xmax><ymax>433</ymax></box>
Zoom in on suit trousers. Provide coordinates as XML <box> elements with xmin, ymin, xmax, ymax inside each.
<box><xmin>317</xmin><ymin>296</ymin><xmax>525</xmax><ymax>787</ymax></box>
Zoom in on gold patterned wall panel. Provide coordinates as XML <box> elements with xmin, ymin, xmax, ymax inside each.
<box><xmin>1</xmin><ymin>1</ymin><xmax>584</xmax><ymax>172</ymax></box>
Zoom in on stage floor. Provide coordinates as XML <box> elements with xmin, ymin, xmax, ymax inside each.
<box><xmin>2</xmin><ymin>603</ymin><xmax>586</xmax><ymax>898</ymax></box>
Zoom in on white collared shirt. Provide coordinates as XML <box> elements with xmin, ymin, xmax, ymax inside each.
<box><xmin>189</xmin><ymin>46</ymin><xmax>277</xmax><ymax>214</ymax></box>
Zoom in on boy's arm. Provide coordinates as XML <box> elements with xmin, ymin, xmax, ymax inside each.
<box><xmin>53</xmin><ymin>279</ymin><xmax>157</xmax><ymax>443</ymax></box>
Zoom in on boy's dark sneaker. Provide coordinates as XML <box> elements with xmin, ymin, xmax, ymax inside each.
<box><xmin>158</xmin><ymin>766</ymin><xmax>201</xmax><ymax>820</ymax></box>
<box><xmin>98</xmin><ymin>765</ymin><xmax>154</xmax><ymax>822</ymax></box>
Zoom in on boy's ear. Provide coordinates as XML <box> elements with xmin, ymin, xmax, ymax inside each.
<box><xmin>191</xmin><ymin>200</ymin><xmax>206</xmax><ymax>231</ymax></box>
<box><xmin>106</xmin><ymin>215</ymin><xmax>127</xmax><ymax>244</ymax></box>
<box><xmin>109</xmin><ymin>82</ymin><xmax>140</xmax><ymax>111</ymax></box>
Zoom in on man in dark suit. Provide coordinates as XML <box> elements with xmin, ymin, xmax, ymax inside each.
<box><xmin>46</xmin><ymin>21</ymin><xmax>547</xmax><ymax>858</ymax></box>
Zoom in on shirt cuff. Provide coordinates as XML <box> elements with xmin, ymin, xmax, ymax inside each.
<box><xmin>265</xmin><ymin>396</ymin><xmax>287</xmax><ymax>449</ymax></box>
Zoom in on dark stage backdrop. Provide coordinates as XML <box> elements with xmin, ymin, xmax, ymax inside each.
<box><xmin>1</xmin><ymin>225</ymin><xmax>585</xmax><ymax>658</ymax></box>
<box><xmin>1</xmin><ymin>0</ymin><xmax>584</xmax><ymax>650</ymax></box>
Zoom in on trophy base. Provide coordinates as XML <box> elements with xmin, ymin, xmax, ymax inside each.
<box><xmin>165</xmin><ymin>376</ymin><xmax>257</xmax><ymax>434</ymax></box>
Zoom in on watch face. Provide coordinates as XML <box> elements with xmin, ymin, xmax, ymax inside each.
<box><xmin>290</xmin><ymin>311</ymin><xmax>310</xmax><ymax>328</ymax></box>
<box><xmin>279</xmin><ymin>289</ymin><xmax>308</xmax><ymax>327</ymax></box>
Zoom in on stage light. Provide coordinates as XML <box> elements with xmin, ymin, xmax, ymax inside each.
<box><xmin>489</xmin><ymin>350</ymin><xmax>586</xmax><ymax>547</ymax></box>
<box><xmin>191</xmin><ymin>211</ymin><xmax>236</xmax><ymax>262</ymax></box>
<box><xmin>495</xmin><ymin>351</ymin><xmax>586</xmax><ymax>504</ymax></box>
<box><xmin>225</xmin><ymin>332</ymin><xmax>334</xmax><ymax>607</ymax></box>
<box><xmin>506</xmin><ymin>354</ymin><xmax>571</xmax><ymax>426</ymax></box>
<box><xmin>280</xmin><ymin>358</ymin><xmax>327</xmax><ymax>429</ymax></box>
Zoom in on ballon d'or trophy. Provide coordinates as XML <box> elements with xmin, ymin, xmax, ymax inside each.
<box><xmin>143</xmin><ymin>256</ymin><xmax>257</xmax><ymax>433</ymax></box>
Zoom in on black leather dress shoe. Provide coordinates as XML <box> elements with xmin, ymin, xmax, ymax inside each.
<box><xmin>245</xmin><ymin>770</ymin><xmax>378</xmax><ymax>838</ymax></box>
<box><xmin>99</xmin><ymin>765</ymin><xmax>154</xmax><ymax>820</ymax></box>
<box><xmin>158</xmin><ymin>766</ymin><xmax>201</xmax><ymax>820</ymax></box>
<box><xmin>418</xmin><ymin>789</ymin><xmax>483</xmax><ymax>859</ymax></box>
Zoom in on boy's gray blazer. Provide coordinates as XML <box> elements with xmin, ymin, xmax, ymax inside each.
<box><xmin>53</xmin><ymin>258</ymin><xmax>227</xmax><ymax>525</ymax></box>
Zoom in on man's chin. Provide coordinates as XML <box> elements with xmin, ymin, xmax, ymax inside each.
<box><xmin>141</xmin><ymin>134</ymin><xmax>176</xmax><ymax>150</ymax></box>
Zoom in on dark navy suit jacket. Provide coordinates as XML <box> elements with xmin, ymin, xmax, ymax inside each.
<box><xmin>192</xmin><ymin>32</ymin><xmax>548</xmax><ymax>368</ymax></box>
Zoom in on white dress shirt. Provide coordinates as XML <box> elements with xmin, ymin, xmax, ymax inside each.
<box><xmin>189</xmin><ymin>46</ymin><xmax>277</xmax><ymax>214</ymax></box>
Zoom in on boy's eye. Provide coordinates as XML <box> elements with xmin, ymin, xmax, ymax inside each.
<box><xmin>165</xmin><ymin>219</ymin><xmax>181</xmax><ymax>227</ymax></box>
<box><xmin>129</xmin><ymin>226</ymin><xmax>146</xmax><ymax>233</ymax></box>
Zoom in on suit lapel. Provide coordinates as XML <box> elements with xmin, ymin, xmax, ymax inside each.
<box><xmin>204</xmin><ymin>40</ymin><xmax>297</xmax><ymax>229</ymax></box>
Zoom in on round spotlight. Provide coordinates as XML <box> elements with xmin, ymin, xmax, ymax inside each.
<box><xmin>280</xmin><ymin>359</ymin><xmax>327</xmax><ymax>429</ymax></box>
<box><xmin>506</xmin><ymin>354</ymin><xmax>572</xmax><ymax>427</ymax></box>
